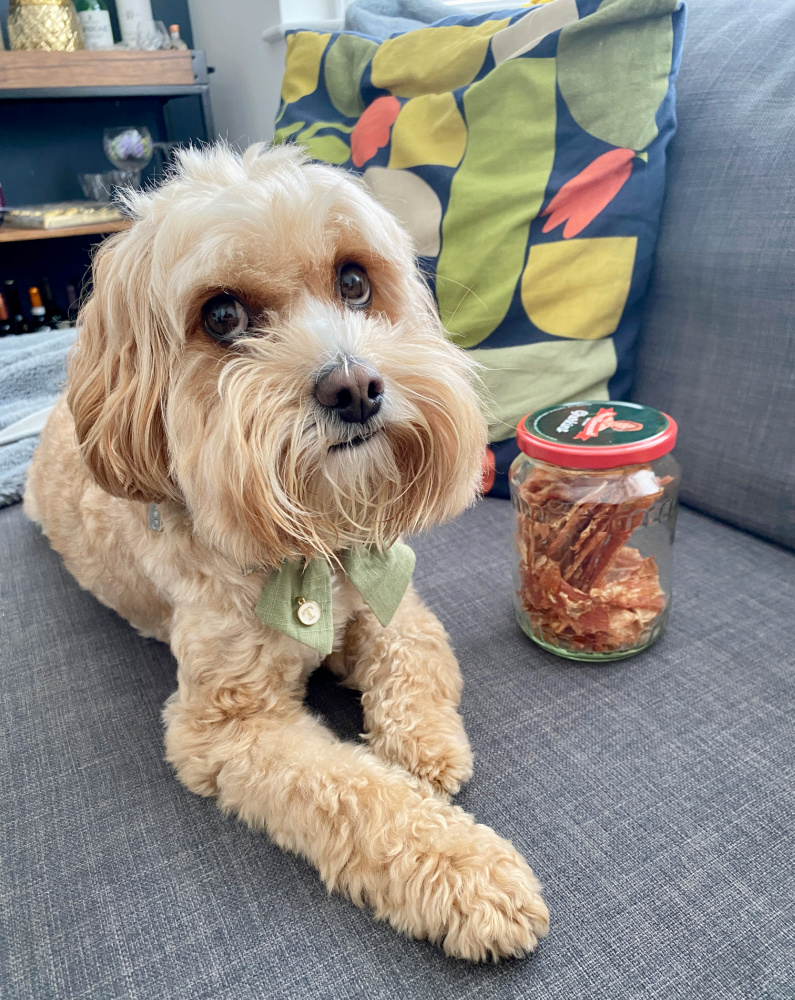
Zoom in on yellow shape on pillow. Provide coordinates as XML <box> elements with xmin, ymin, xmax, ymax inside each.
<box><xmin>371</xmin><ymin>20</ymin><xmax>509</xmax><ymax>99</ymax></box>
<box><xmin>521</xmin><ymin>237</ymin><xmax>637</xmax><ymax>340</ymax></box>
<box><xmin>388</xmin><ymin>94</ymin><xmax>467</xmax><ymax>170</ymax></box>
<box><xmin>281</xmin><ymin>32</ymin><xmax>331</xmax><ymax>105</ymax></box>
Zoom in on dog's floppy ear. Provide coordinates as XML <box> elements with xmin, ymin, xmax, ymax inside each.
<box><xmin>68</xmin><ymin>227</ymin><xmax>178</xmax><ymax>504</ymax></box>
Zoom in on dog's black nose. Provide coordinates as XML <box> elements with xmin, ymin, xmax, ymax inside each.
<box><xmin>315</xmin><ymin>359</ymin><xmax>384</xmax><ymax>424</ymax></box>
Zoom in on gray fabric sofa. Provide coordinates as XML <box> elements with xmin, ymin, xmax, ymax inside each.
<box><xmin>2</xmin><ymin>2</ymin><xmax>794</xmax><ymax>997</ymax></box>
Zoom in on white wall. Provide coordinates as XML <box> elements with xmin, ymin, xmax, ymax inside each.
<box><xmin>187</xmin><ymin>0</ymin><xmax>287</xmax><ymax>149</ymax></box>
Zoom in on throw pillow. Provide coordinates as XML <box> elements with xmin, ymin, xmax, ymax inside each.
<box><xmin>274</xmin><ymin>0</ymin><xmax>686</xmax><ymax>497</ymax></box>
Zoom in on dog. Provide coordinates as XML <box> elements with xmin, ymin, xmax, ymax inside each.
<box><xmin>25</xmin><ymin>143</ymin><xmax>549</xmax><ymax>961</ymax></box>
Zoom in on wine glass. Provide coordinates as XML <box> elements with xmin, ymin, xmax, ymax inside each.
<box><xmin>103</xmin><ymin>127</ymin><xmax>154</xmax><ymax>188</ymax></box>
<box><xmin>151</xmin><ymin>140</ymin><xmax>180</xmax><ymax>179</ymax></box>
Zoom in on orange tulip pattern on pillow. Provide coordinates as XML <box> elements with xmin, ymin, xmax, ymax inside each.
<box><xmin>541</xmin><ymin>148</ymin><xmax>637</xmax><ymax>239</ymax></box>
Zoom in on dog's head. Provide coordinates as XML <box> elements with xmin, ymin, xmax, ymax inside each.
<box><xmin>68</xmin><ymin>144</ymin><xmax>487</xmax><ymax>567</ymax></box>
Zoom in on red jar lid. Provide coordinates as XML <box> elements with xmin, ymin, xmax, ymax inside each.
<box><xmin>516</xmin><ymin>401</ymin><xmax>677</xmax><ymax>470</ymax></box>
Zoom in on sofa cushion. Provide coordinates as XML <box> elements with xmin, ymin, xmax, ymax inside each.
<box><xmin>2</xmin><ymin>499</ymin><xmax>793</xmax><ymax>999</ymax></box>
<box><xmin>274</xmin><ymin>0</ymin><xmax>685</xmax><ymax>497</ymax></box>
<box><xmin>632</xmin><ymin>0</ymin><xmax>795</xmax><ymax>549</ymax></box>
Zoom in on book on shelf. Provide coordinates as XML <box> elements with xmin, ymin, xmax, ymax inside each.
<box><xmin>5</xmin><ymin>201</ymin><xmax>123</xmax><ymax>230</ymax></box>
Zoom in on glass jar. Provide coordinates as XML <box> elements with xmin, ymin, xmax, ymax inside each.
<box><xmin>509</xmin><ymin>402</ymin><xmax>681</xmax><ymax>662</ymax></box>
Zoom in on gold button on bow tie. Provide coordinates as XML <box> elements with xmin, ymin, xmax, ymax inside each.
<box><xmin>295</xmin><ymin>597</ymin><xmax>321</xmax><ymax>626</ymax></box>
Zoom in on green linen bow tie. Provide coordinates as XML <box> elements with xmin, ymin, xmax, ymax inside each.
<box><xmin>254</xmin><ymin>543</ymin><xmax>416</xmax><ymax>656</ymax></box>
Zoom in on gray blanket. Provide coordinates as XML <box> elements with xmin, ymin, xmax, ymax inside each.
<box><xmin>0</xmin><ymin>329</ymin><xmax>76</xmax><ymax>508</ymax></box>
<box><xmin>345</xmin><ymin>0</ymin><xmax>450</xmax><ymax>36</ymax></box>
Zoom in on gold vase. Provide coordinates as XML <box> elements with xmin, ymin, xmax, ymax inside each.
<box><xmin>8</xmin><ymin>0</ymin><xmax>85</xmax><ymax>51</ymax></box>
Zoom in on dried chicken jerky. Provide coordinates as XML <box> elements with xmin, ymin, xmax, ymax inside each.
<box><xmin>514</xmin><ymin>464</ymin><xmax>668</xmax><ymax>654</ymax></box>
<box><xmin>510</xmin><ymin>402</ymin><xmax>679</xmax><ymax>659</ymax></box>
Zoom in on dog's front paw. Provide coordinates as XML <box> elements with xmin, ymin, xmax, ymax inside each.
<box><xmin>367</xmin><ymin>712</ymin><xmax>473</xmax><ymax>797</ymax></box>
<box><xmin>439</xmin><ymin>837</ymin><xmax>550</xmax><ymax>962</ymax></box>
<box><xmin>392</xmin><ymin>817</ymin><xmax>549</xmax><ymax>962</ymax></box>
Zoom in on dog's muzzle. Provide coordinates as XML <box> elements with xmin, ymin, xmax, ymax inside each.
<box><xmin>315</xmin><ymin>355</ymin><xmax>384</xmax><ymax>425</ymax></box>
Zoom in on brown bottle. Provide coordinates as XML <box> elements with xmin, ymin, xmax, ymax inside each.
<box><xmin>29</xmin><ymin>286</ymin><xmax>52</xmax><ymax>331</ymax></box>
<box><xmin>0</xmin><ymin>293</ymin><xmax>12</xmax><ymax>336</ymax></box>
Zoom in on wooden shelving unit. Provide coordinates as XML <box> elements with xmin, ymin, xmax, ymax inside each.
<box><xmin>0</xmin><ymin>220</ymin><xmax>131</xmax><ymax>243</ymax></box>
<box><xmin>0</xmin><ymin>49</ymin><xmax>213</xmax><ymax>132</ymax></box>
<box><xmin>0</xmin><ymin>48</ymin><xmax>212</xmax><ymax>302</ymax></box>
<box><xmin>0</xmin><ymin>49</ymin><xmax>195</xmax><ymax>90</ymax></box>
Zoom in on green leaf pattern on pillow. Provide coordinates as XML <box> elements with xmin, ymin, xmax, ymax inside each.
<box><xmin>436</xmin><ymin>58</ymin><xmax>558</xmax><ymax>348</ymax></box>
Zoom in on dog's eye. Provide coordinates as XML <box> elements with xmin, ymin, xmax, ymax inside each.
<box><xmin>202</xmin><ymin>294</ymin><xmax>249</xmax><ymax>342</ymax></box>
<box><xmin>336</xmin><ymin>263</ymin><xmax>371</xmax><ymax>309</ymax></box>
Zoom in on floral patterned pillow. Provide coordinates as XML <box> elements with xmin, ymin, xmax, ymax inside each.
<box><xmin>274</xmin><ymin>0</ymin><xmax>686</xmax><ymax>496</ymax></box>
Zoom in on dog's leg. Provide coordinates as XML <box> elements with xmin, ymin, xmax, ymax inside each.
<box><xmin>164</xmin><ymin>606</ymin><xmax>548</xmax><ymax>961</ymax></box>
<box><xmin>334</xmin><ymin>585</ymin><xmax>474</xmax><ymax>797</ymax></box>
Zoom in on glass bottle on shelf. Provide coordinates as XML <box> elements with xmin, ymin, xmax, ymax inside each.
<box><xmin>40</xmin><ymin>277</ymin><xmax>68</xmax><ymax>328</ymax></box>
<box><xmin>115</xmin><ymin>0</ymin><xmax>154</xmax><ymax>47</ymax></box>
<box><xmin>75</xmin><ymin>0</ymin><xmax>114</xmax><ymax>49</ymax></box>
<box><xmin>28</xmin><ymin>288</ymin><xmax>52</xmax><ymax>332</ymax></box>
<box><xmin>4</xmin><ymin>280</ymin><xmax>30</xmax><ymax>334</ymax></box>
<box><xmin>66</xmin><ymin>283</ymin><xmax>79</xmax><ymax>323</ymax></box>
<box><xmin>8</xmin><ymin>0</ymin><xmax>84</xmax><ymax>51</ymax></box>
<box><xmin>0</xmin><ymin>295</ymin><xmax>12</xmax><ymax>336</ymax></box>
<box><xmin>168</xmin><ymin>24</ymin><xmax>188</xmax><ymax>50</ymax></box>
